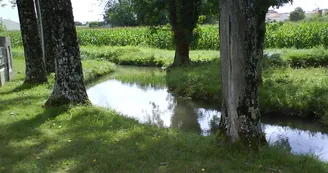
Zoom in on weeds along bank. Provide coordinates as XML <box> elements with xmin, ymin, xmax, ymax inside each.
<box><xmin>3</xmin><ymin>22</ymin><xmax>328</xmax><ymax>49</ymax></box>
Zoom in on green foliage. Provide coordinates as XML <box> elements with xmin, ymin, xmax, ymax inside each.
<box><xmin>168</xmin><ymin>0</ymin><xmax>202</xmax><ymax>33</ymax></box>
<box><xmin>0</xmin><ymin>20</ymin><xmax>5</xmax><ymax>32</ymax></box>
<box><xmin>284</xmin><ymin>48</ymin><xmax>328</xmax><ymax>68</ymax></box>
<box><xmin>104</xmin><ymin>0</ymin><xmax>138</xmax><ymax>27</ymax></box>
<box><xmin>265</xmin><ymin>22</ymin><xmax>328</xmax><ymax>49</ymax></box>
<box><xmin>200</xmin><ymin>0</ymin><xmax>219</xmax><ymax>24</ymax></box>
<box><xmin>289</xmin><ymin>7</ymin><xmax>306</xmax><ymax>21</ymax></box>
<box><xmin>88</xmin><ymin>21</ymin><xmax>105</xmax><ymax>28</ymax></box>
<box><xmin>5</xmin><ymin>22</ymin><xmax>328</xmax><ymax>49</ymax></box>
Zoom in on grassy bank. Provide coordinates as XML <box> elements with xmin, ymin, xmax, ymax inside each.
<box><xmin>3</xmin><ymin>22</ymin><xmax>328</xmax><ymax>49</ymax></box>
<box><xmin>80</xmin><ymin>46</ymin><xmax>218</xmax><ymax>67</ymax></box>
<box><xmin>166</xmin><ymin>61</ymin><xmax>328</xmax><ymax>125</ymax></box>
<box><xmin>1</xmin><ymin>55</ymin><xmax>327</xmax><ymax>173</ymax></box>
<box><xmin>82</xmin><ymin>46</ymin><xmax>328</xmax><ymax>68</ymax></box>
<box><xmin>13</xmin><ymin>46</ymin><xmax>328</xmax><ymax>68</ymax></box>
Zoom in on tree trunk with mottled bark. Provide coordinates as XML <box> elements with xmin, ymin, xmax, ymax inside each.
<box><xmin>172</xmin><ymin>31</ymin><xmax>192</xmax><ymax>66</ymax></box>
<box><xmin>255</xmin><ymin>11</ymin><xmax>267</xmax><ymax>84</ymax></box>
<box><xmin>40</xmin><ymin>0</ymin><xmax>56</xmax><ymax>73</ymax></box>
<box><xmin>218</xmin><ymin>0</ymin><xmax>266</xmax><ymax>147</ymax></box>
<box><xmin>17</xmin><ymin>0</ymin><xmax>48</xmax><ymax>84</ymax></box>
<box><xmin>45</xmin><ymin>0</ymin><xmax>89</xmax><ymax>106</ymax></box>
<box><xmin>168</xmin><ymin>0</ymin><xmax>200</xmax><ymax>67</ymax></box>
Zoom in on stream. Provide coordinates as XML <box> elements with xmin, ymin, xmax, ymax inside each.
<box><xmin>87</xmin><ymin>67</ymin><xmax>328</xmax><ymax>162</ymax></box>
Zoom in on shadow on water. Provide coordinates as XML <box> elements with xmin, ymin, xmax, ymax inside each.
<box><xmin>86</xmin><ymin>66</ymin><xmax>328</xmax><ymax>162</ymax></box>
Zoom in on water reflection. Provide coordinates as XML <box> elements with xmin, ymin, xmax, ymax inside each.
<box><xmin>170</xmin><ymin>98</ymin><xmax>201</xmax><ymax>133</ymax></box>
<box><xmin>87</xmin><ymin>79</ymin><xmax>328</xmax><ymax>162</ymax></box>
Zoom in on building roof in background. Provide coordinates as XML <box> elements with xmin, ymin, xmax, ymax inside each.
<box><xmin>0</xmin><ymin>19</ymin><xmax>20</xmax><ymax>31</ymax></box>
<box><xmin>266</xmin><ymin>13</ymin><xmax>290</xmax><ymax>22</ymax></box>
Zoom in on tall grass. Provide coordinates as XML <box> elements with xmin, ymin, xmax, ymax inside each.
<box><xmin>2</xmin><ymin>22</ymin><xmax>328</xmax><ymax>49</ymax></box>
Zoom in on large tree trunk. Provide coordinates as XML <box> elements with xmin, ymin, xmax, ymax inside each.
<box><xmin>40</xmin><ymin>0</ymin><xmax>56</xmax><ymax>73</ymax></box>
<box><xmin>17</xmin><ymin>0</ymin><xmax>48</xmax><ymax>84</ymax></box>
<box><xmin>168</xmin><ymin>0</ymin><xmax>197</xmax><ymax>67</ymax></box>
<box><xmin>45</xmin><ymin>0</ymin><xmax>89</xmax><ymax>106</ymax></box>
<box><xmin>172</xmin><ymin>31</ymin><xmax>191</xmax><ymax>66</ymax></box>
<box><xmin>218</xmin><ymin>0</ymin><xmax>266</xmax><ymax>146</ymax></box>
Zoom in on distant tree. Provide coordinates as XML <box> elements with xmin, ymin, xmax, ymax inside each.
<box><xmin>89</xmin><ymin>21</ymin><xmax>104</xmax><ymax>28</ymax></box>
<box><xmin>45</xmin><ymin>0</ymin><xmax>89</xmax><ymax>106</ymax></box>
<box><xmin>75</xmin><ymin>21</ymin><xmax>83</xmax><ymax>26</ymax></box>
<box><xmin>168</xmin><ymin>0</ymin><xmax>202</xmax><ymax>67</ymax></box>
<box><xmin>131</xmin><ymin>0</ymin><xmax>168</xmax><ymax>26</ymax></box>
<box><xmin>0</xmin><ymin>21</ymin><xmax>5</xmax><ymax>31</ymax></box>
<box><xmin>16</xmin><ymin>0</ymin><xmax>48</xmax><ymax>84</ymax></box>
<box><xmin>200</xmin><ymin>0</ymin><xmax>219</xmax><ymax>24</ymax></box>
<box><xmin>324</xmin><ymin>10</ymin><xmax>328</xmax><ymax>16</ymax></box>
<box><xmin>104</xmin><ymin>0</ymin><xmax>137</xmax><ymax>27</ymax></box>
<box><xmin>289</xmin><ymin>7</ymin><xmax>305</xmax><ymax>21</ymax></box>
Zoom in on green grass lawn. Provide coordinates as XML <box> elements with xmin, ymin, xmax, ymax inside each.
<box><xmin>0</xmin><ymin>55</ymin><xmax>327</xmax><ymax>172</ymax></box>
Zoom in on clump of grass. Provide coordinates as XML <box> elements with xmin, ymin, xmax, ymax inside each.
<box><xmin>0</xmin><ymin>56</ymin><xmax>327</xmax><ymax>173</ymax></box>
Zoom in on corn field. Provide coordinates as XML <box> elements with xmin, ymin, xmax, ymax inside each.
<box><xmin>2</xmin><ymin>22</ymin><xmax>328</xmax><ymax>50</ymax></box>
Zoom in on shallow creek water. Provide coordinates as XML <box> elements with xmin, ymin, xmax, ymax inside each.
<box><xmin>87</xmin><ymin>67</ymin><xmax>328</xmax><ymax>162</ymax></box>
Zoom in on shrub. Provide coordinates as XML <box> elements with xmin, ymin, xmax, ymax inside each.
<box><xmin>289</xmin><ymin>7</ymin><xmax>305</xmax><ymax>21</ymax></box>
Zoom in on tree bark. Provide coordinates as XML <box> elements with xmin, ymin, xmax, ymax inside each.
<box><xmin>168</xmin><ymin>0</ymin><xmax>200</xmax><ymax>67</ymax></box>
<box><xmin>40</xmin><ymin>0</ymin><xmax>56</xmax><ymax>73</ymax></box>
<box><xmin>219</xmin><ymin>0</ymin><xmax>266</xmax><ymax>147</ymax></box>
<box><xmin>255</xmin><ymin>11</ymin><xmax>267</xmax><ymax>84</ymax></box>
<box><xmin>17</xmin><ymin>0</ymin><xmax>48</xmax><ymax>84</ymax></box>
<box><xmin>172</xmin><ymin>31</ymin><xmax>191</xmax><ymax>66</ymax></box>
<box><xmin>45</xmin><ymin>0</ymin><xmax>89</xmax><ymax>106</ymax></box>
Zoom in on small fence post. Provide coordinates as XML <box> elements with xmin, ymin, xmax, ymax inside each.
<box><xmin>0</xmin><ymin>36</ymin><xmax>14</xmax><ymax>87</ymax></box>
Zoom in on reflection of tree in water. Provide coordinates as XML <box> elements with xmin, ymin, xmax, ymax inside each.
<box><xmin>170</xmin><ymin>98</ymin><xmax>201</xmax><ymax>134</ymax></box>
<box><xmin>143</xmin><ymin>101</ymin><xmax>165</xmax><ymax>128</ymax></box>
<box><xmin>209</xmin><ymin>115</ymin><xmax>220</xmax><ymax>134</ymax></box>
<box><xmin>273</xmin><ymin>136</ymin><xmax>292</xmax><ymax>153</ymax></box>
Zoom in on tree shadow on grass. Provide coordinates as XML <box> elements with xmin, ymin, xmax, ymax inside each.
<box><xmin>0</xmin><ymin>106</ymin><xmax>70</xmax><ymax>172</ymax></box>
<box><xmin>0</xmin><ymin>82</ymin><xmax>44</xmax><ymax>95</ymax></box>
<box><xmin>1</xmin><ymin>106</ymin><xmax>327</xmax><ymax>173</ymax></box>
<box><xmin>0</xmin><ymin>96</ymin><xmax>47</xmax><ymax>113</ymax></box>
